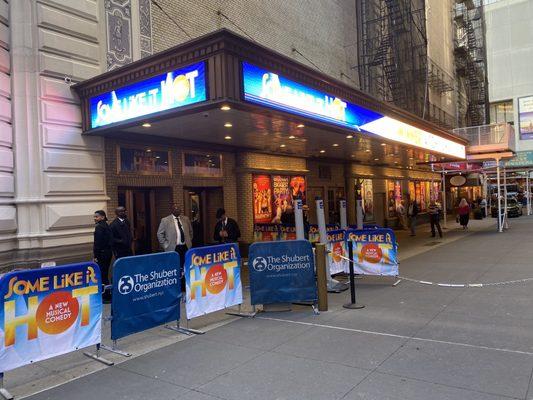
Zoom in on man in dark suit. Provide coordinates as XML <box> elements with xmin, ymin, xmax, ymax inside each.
<box><xmin>214</xmin><ymin>208</ymin><xmax>240</xmax><ymax>244</ymax></box>
<box><xmin>110</xmin><ymin>206</ymin><xmax>133</xmax><ymax>259</ymax></box>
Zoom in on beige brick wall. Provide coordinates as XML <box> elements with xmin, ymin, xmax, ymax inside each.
<box><xmin>151</xmin><ymin>0</ymin><xmax>359</xmax><ymax>88</ymax></box>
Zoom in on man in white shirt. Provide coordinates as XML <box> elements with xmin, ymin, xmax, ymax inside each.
<box><xmin>157</xmin><ymin>205</ymin><xmax>193</xmax><ymax>289</ymax></box>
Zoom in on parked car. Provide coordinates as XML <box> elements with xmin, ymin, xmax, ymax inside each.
<box><xmin>491</xmin><ymin>198</ymin><xmax>523</xmax><ymax>218</ymax></box>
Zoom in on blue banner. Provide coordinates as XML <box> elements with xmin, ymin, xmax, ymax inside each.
<box><xmin>90</xmin><ymin>62</ymin><xmax>206</xmax><ymax>129</ymax></box>
<box><xmin>346</xmin><ymin>228</ymin><xmax>398</xmax><ymax>276</ymax></box>
<box><xmin>248</xmin><ymin>240</ymin><xmax>317</xmax><ymax>305</ymax></box>
<box><xmin>0</xmin><ymin>262</ymin><xmax>102</xmax><ymax>372</ymax></box>
<box><xmin>185</xmin><ymin>243</ymin><xmax>243</xmax><ymax>319</ymax></box>
<box><xmin>111</xmin><ymin>253</ymin><xmax>181</xmax><ymax>340</ymax></box>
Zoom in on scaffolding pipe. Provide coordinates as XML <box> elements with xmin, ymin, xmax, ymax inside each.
<box><xmin>496</xmin><ymin>161</ymin><xmax>502</xmax><ymax>232</ymax></box>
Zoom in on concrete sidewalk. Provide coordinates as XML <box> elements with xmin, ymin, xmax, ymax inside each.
<box><xmin>9</xmin><ymin>216</ymin><xmax>533</xmax><ymax>400</ymax></box>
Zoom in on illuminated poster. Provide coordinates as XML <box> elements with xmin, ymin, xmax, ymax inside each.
<box><xmin>0</xmin><ymin>263</ymin><xmax>102</xmax><ymax>372</ymax></box>
<box><xmin>362</xmin><ymin>179</ymin><xmax>374</xmax><ymax>222</ymax></box>
<box><xmin>519</xmin><ymin>96</ymin><xmax>533</xmax><ymax>140</ymax></box>
<box><xmin>290</xmin><ymin>176</ymin><xmax>306</xmax><ymax>204</ymax></box>
<box><xmin>253</xmin><ymin>175</ymin><xmax>272</xmax><ymax>223</ymax></box>
<box><xmin>387</xmin><ymin>180</ymin><xmax>402</xmax><ymax>217</ymax></box>
<box><xmin>431</xmin><ymin>182</ymin><xmax>441</xmax><ymax>202</ymax></box>
<box><xmin>272</xmin><ymin>175</ymin><xmax>291</xmax><ymax>224</ymax></box>
<box><xmin>90</xmin><ymin>62</ymin><xmax>206</xmax><ymax>129</ymax></box>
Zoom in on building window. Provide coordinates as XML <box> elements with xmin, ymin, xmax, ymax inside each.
<box><xmin>489</xmin><ymin>101</ymin><xmax>514</xmax><ymax>124</ymax></box>
<box><xmin>182</xmin><ymin>152</ymin><xmax>222</xmax><ymax>177</ymax></box>
<box><xmin>118</xmin><ymin>145</ymin><xmax>171</xmax><ymax>175</ymax></box>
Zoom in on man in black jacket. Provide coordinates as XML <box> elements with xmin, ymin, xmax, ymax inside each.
<box><xmin>110</xmin><ymin>206</ymin><xmax>133</xmax><ymax>258</ymax></box>
<box><xmin>407</xmin><ymin>196</ymin><xmax>419</xmax><ymax>237</ymax></box>
<box><xmin>214</xmin><ymin>208</ymin><xmax>240</xmax><ymax>244</ymax></box>
<box><xmin>93</xmin><ymin>210</ymin><xmax>113</xmax><ymax>303</ymax></box>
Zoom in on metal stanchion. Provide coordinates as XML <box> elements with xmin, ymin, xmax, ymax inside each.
<box><xmin>0</xmin><ymin>373</ymin><xmax>13</xmax><ymax>400</ymax></box>
<box><xmin>315</xmin><ymin>243</ymin><xmax>328</xmax><ymax>312</ymax></box>
<box><xmin>100</xmin><ymin>340</ymin><xmax>132</xmax><ymax>357</ymax></box>
<box><xmin>165</xmin><ymin>317</ymin><xmax>205</xmax><ymax>335</ymax></box>
<box><xmin>83</xmin><ymin>343</ymin><xmax>114</xmax><ymax>366</ymax></box>
<box><xmin>343</xmin><ymin>241</ymin><xmax>365</xmax><ymax>309</ymax></box>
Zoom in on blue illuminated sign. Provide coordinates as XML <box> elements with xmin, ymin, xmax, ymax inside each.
<box><xmin>90</xmin><ymin>62</ymin><xmax>206</xmax><ymax>129</ymax></box>
<box><xmin>242</xmin><ymin>62</ymin><xmax>383</xmax><ymax>129</ymax></box>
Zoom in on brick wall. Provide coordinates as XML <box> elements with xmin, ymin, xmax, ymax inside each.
<box><xmin>150</xmin><ymin>0</ymin><xmax>359</xmax><ymax>88</ymax></box>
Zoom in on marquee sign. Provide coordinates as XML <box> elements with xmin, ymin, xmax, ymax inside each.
<box><xmin>241</xmin><ymin>62</ymin><xmax>465</xmax><ymax>159</ymax></box>
<box><xmin>242</xmin><ymin>62</ymin><xmax>383</xmax><ymax>130</ymax></box>
<box><xmin>89</xmin><ymin>62</ymin><xmax>206</xmax><ymax>129</ymax></box>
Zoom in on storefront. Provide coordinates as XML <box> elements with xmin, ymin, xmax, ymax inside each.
<box><xmin>74</xmin><ymin>29</ymin><xmax>467</xmax><ymax>248</ymax></box>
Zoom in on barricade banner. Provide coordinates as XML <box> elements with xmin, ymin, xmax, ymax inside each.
<box><xmin>248</xmin><ymin>240</ymin><xmax>317</xmax><ymax>305</ymax></box>
<box><xmin>309</xmin><ymin>224</ymin><xmax>340</xmax><ymax>243</ymax></box>
<box><xmin>346</xmin><ymin>228</ymin><xmax>398</xmax><ymax>276</ymax></box>
<box><xmin>327</xmin><ymin>229</ymin><xmax>349</xmax><ymax>274</ymax></box>
<box><xmin>279</xmin><ymin>224</ymin><xmax>296</xmax><ymax>241</ymax></box>
<box><xmin>185</xmin><ymin>243</ymin><xmax>243</xmax><ymax>319</ymax></box>
<box><xmin>0</xmin><ymin>262</ymin><xmax>102</xmax><ymax>372</ymax></box>
<box><xmin>253</xmin><ymin>224</ymin><xmax>279</xmax><ymax>242</ymax></box>
<box><xmin>112</xmin><ymin>253</ymin><xmax>181</xmax><ymax>340</ymax></box>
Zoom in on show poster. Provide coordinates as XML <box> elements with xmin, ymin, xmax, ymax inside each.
<box><xmin>111</xmin><ymin>252</ymin><xmax>181</xmax><ymax>340</ymax></box>
<box><xmin>185</xmin><ymin>243</ymin><xmax>243</xmax><ymax>319</ymax></box>
<box><xmin>346</xmin><ymin>228</ymin><xmax>398</xmax><ymax>276</ymax></box>
<box><xmin>253</xmin><ymin>175</ymin><xmax>272</xmax><ymax>223</ymax></box>
<box><xmin>290</xmin><ymin>176</ymin><xmax>306</xmax><ymax>203</ymax></box>
<box><xmin>327</xmin><ymin>229</ymin><xmax>348</xmax><ymax>274</ymax></box>
<box><xmin>519</xmin><ymin>96</ymin><xmax>533</xmax><ymax>140</ymax></box>
<box><xmin>362</xmin><ymin>179</ymin><xmax>374</xmax><ymax>222</ymax></box>
<box><xmin>279</xmin><ymin>224</ymin><xmax>296</xmax><ymax>241</ymax></box>
<box><xmin>272</xmin><ymin>175</ymin><xmax>291</xmax><ymax>223</ymax></box>
<box><xmin>0</xmin><ymin>263</ymin><xmax>102</xmax><ymax>372</ymax></box>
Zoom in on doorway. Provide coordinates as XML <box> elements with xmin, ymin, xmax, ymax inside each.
<box><xmin>117</xmin><ymin>187</ymin><xmax>172</xmax><ymax>254</ymax></box>
<box><xmin>183</xmin><ymin>187</ymin><xmax>224</xmax><ymax>247</ymax></box>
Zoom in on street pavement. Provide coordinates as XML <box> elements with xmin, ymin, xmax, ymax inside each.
<box><xmin>11</xmin><ymin>216</ymin><xmax>533</xmax><ymax>399</ymax></box>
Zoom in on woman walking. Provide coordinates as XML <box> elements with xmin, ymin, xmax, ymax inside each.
<box><xmin>457</xmin><ymin>198</ymin><xmax>471</xmax><ymax>230</ymax></box>
<box><xmin>93</xmin><ymin>210</ymin><xmax>113</xmax><ymax>302</ymax></box>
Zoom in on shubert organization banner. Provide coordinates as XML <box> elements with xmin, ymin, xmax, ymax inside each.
<box><xmin>0</xmin><ymin>263</ymin><xmax>102</xmax><ymax>372</ymax></box>
<box><xmin>346</xmin><ymin>228</ymin><xmax>398</xmax><ymax>276</ymax></box>
<box><xmin>185</xmin><ymin>243</ymin><xmax>243</xmax><ymax>319</ymax></box>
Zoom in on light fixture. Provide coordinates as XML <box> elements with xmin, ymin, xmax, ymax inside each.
<box><xmin>409</xmin><ymin>156</ymin><xmax>414</xmax><ymax>160</ymax></box>
<box><xmin>142</xmin><ymin>122</ymin><xmax>151</xmax><ymax>128</ymax></box>
<box><xmin>224</xmin><ymin>135</ymin><xmax>232</xmax><ymax>140</ymax></box>
<box><xmin>346</xmin><ymin>135</ymin><xmax>353</xmax><ymax>139</ymax></box>
<box><xmin>224</xmin><ymin>123</ymin><xmax>233</xmax><ymax>128</ymax></box>
<box><xmin>280</xmin><ymin>144</ymin><xmax>286</xmax><ymax>148</ymax></box>
<box><xmin>289</xmin><ymin>135</ymin><xmax>296</xmax><ymax>139</ymax></box>
<box><xmin>320</xmin><ymin>150</ymin><xmax>326</xmax><ymax>153</ymax></box>
<box><xmin>146</xmin><ymin>148</ymin><xmax>152</xmax><ymax>153</ymax></box>
<box><xmin>365</xmin><ymin>149</ymin><xmax>371</xmax><ymax>152</ymax></box>
<box><xmin>220</xmin><ymin>105</ymin><xmax>231</xmax><ymax>111</ymax></box>
<box><xmin>297</xmin><ymin>124</ymin><xmax>305</xmax><ymax>128</ymax></box>
<box><xmin>155</xmin><ymin>156</ymin><xmax>161</xmax><ymax>159</ymax></box>
<box><xmin>374</xmin><ymin>158</ymin><xmax>379</xmax><ymax>161</ymax></box>
<box><xmin>380</xmin><ymin>143</ymin><xmax>386</xmax><ymax>146</ymax></box>
<box><xmin>332</xmin><ymin>143</ymin><xmax>339</xmax><ymax>147</ymax></box>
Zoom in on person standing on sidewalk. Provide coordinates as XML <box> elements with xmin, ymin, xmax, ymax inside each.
<box><xmin>157</xmin><ymin>205</ymin><xmax>193</xmax><ymax>290</ymax></box>
<box><xmin>93</xmin><ymin>210</ymin><xmax>113</xmax><ymax>302</ymax></box>
<box><xmin>428</xmin><ymin>200</ymin><xmax>443</xmax><ymax>238</ymax></box>
<box><xmin>458</xmin><ymin>198</ymin><xmax>471</xmax><ymax>230</ymax></box>
<box><xmin>110</xmin><ymin>206</ymin><xmax>133</xmax><ymax>259</ymax></box>
<box><xmin>407</xmin><ymin>197</ymin><xmax>419</xmax><ymax>236</ymax></box>
<box><xmin>214</xmin><ymin>208</ymin><xmax>240</xmax><ymax>243</ymax></box>
<box><xmin>397</xmin><ymin>200</ymin><xmax>408</xmax><ymax>230</ymax></box>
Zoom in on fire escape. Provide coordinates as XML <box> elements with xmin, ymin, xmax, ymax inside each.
<box><xmin>454</xmin><ymin>0</ymin><xmax>488</xmax><ymax>127</ymax></box>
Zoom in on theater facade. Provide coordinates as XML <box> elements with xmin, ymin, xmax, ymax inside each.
<box><xmin>73</xmin><ymin>29</ymin><xmax>467</xmax><ymax>254</ymax></box>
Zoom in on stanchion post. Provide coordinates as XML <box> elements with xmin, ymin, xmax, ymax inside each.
<box><xmin>343</xmin><ymin>241</ymin><xmax>365</xmax><ymax>309</ymax></box>
<box><xmin>315</xmin><ymin>243</ymin><xmax>328</xmax><ymax>312</ymax></box>
<box><xmin>0</xmin><ymin>373</ymin><xmax>14</xmax><ymax>400</ymax></box>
